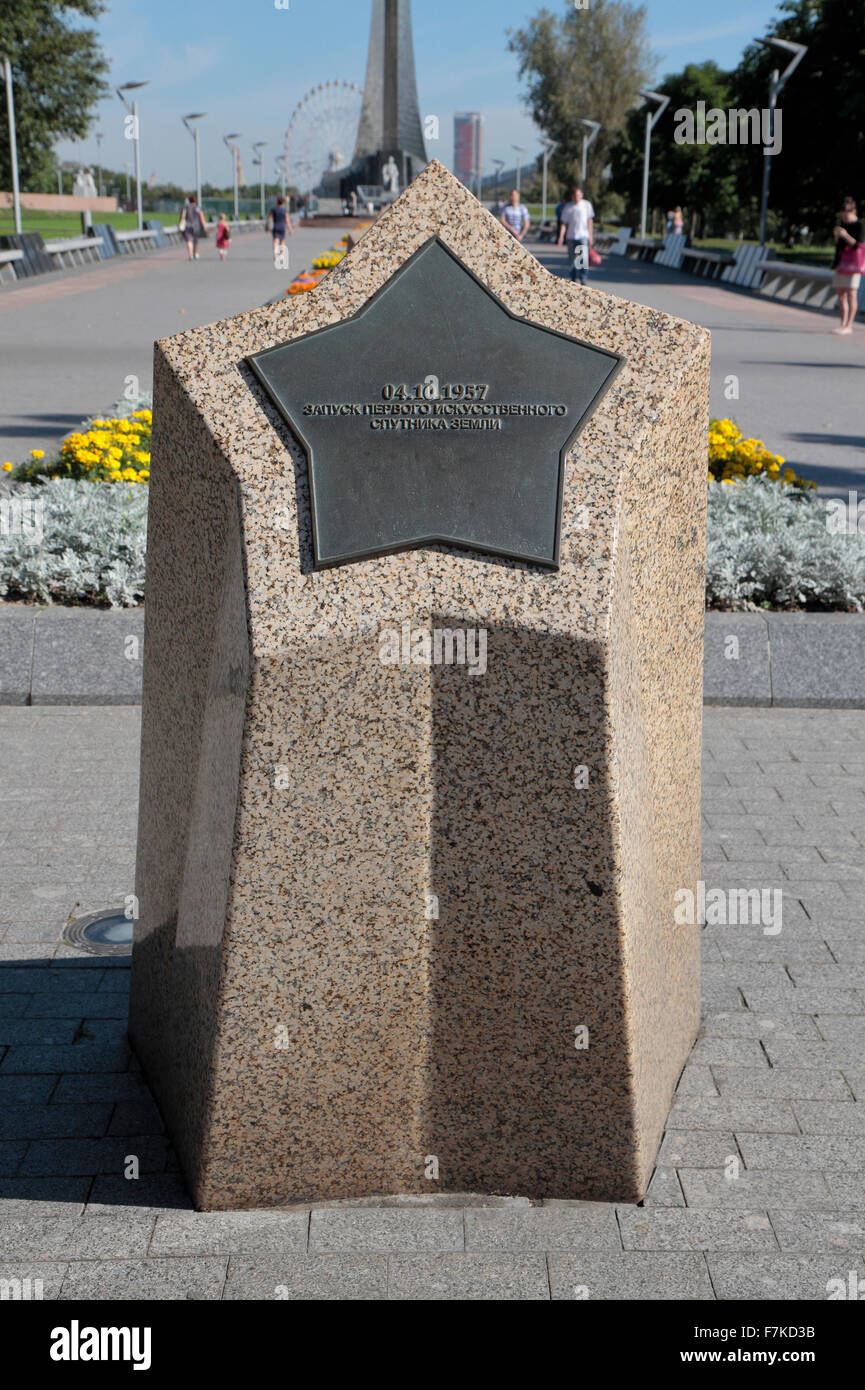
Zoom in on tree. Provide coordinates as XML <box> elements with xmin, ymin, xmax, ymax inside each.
<box><xmin>610</xmin><ymin>62</ymin><xmax>746</xmax><ymax>237</ymax></box>
<box><xmin>507</xmin><ymin>0</ymin><xmax>653</xmax><ymax>203</ymax></box>
<box><xmin>731</xmin><ymin>0</ymin><xmax>865</xmax><ymax>240</ymax></box>
<box><xmin>0</xmin><ymin>0</ymin><xmax>109</xmax><ymax>194</ymax></box>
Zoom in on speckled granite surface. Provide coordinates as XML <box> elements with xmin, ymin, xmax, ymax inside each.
<box><xmin>129</xmin><ymin>160</ymin><xmax>709</xmax><ymax>1209</ymax></box>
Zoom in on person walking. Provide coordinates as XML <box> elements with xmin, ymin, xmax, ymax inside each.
<box><xmin>179</xmin><ymin>193</ymin><xmax>206</xmax><ymax>261</ymax></box>
<box><xmin>215</xmin><ymin>213</ymin><xmax>231</xmax><ymax>262</ymax></box>
<box><xmin>500</xmin><ymin>189</ymin><xmax>530</xmax><ymax>242</ymax></box>
<box><xmin>557</xmin><ymin>186</ymin><xmax>594</xmax><ymax>285</ymax></box>
<box><xmin>267</xmin><ymin>194</ymin><xmax>293</xmax><ymax>267</ymax></box>
<box><xmin>832</xmin><ymin>198</ymin><xmax>864</xmax><ymax>335</ymax></box>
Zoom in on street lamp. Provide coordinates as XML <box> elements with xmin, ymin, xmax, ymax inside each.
<box><xmin>579</xmin><ymin>119</ymin><xmax>601</xmax><ymax>189</ymax></box>
<box><xmin>275</xmin><ymin>154</ymin><xmax>287</xmax><ymax>201</ymax></box>
<box><xmin>253</xmin><ymin>140</ymin><xmax>267</xmax><ymax>219</ymax></box>
<box><xmin>754</xmin><ymin>36</ymin><xmax>807</xmax><ymax>246</ymax></box>
<box><xmin>638</xmin><ymin>90</ymin><xmax>669</xmax><ymax>239</ymax></box>
<box><xmin>491</xmin><ymin>158</ymin><xmax>504</xmax><ymax>213</ymax></box>
<box><xmin>116</xmin><ymin>81</ymin><xmax>148</xmax><ymax>231</ymax></box>
<box><xmin>223</xmin><ymin>133</ymin><xmax>241</xmax><ymax>220</ymax></box>
<box><xmin>511</xmin><ymin>144</ymin><xmax>526</xmax><ymax>198</ymax></box>
<box><xmin>0</xmin><ymin>54</ymin><xmax>22</xmax><ymax>234</ymax></box>
<box><xmin>540</xmin><ymin>138</ymin><xmax>557</xmax><ymax>224</ymax></box>
<box><xmin>182</xmin><ymin>112</ymin><xmax>206</xmax><ymax>206</ymax></box>
<box><xmin>95</xmin><ymin>131</ymin><xmax>104</xmax><ymax>199</ymax></box>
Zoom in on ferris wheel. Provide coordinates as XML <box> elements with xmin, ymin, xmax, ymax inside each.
<box><xmin>284</xmin><ymin>81</ymin><xmax>364</xmax><ymax>198</ymax></box>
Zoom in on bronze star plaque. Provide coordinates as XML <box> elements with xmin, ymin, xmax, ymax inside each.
<box><xmin>248</xmin><ymin>237</ymin><xmax>622</xmax><ymax>568</ymax></box>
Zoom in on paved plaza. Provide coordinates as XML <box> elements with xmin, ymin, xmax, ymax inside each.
<box><xmin>1</xmin><ymin>232</ymin><xmax>863</xmax><ymax>498</ymax></box>
<box><xmin>1</xmin><ymin>704</ymin><xmax>863</xmax><ymax>1299</ymax></box>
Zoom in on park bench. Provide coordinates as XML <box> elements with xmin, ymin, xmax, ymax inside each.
<box><xmin>755</xmin><ymin>258</ymin><xmax>837</xmax><ymax>310</ymax></box>
<box><xmin>625</xmin><ymin>236</ymin><xmax>660</xmax><ymax>262</ymax></box>
<box><xmin>654</xmin><ymin>233</ymin><xmax>688</xmax><ymax>269</ymax></box>
<box><xmin>0</xmin><ymin>247</ymin><xmax>23</xmax><ymax>285</ymax></box>
<box><xmin>679</xmin><ymin>247</ymin><xmax>730</xmax><ymax>280</ymax></box>
<box><xmin>44</xmin><ymin>235</ymin><xmax>104</xmax><ymax>269</ymax></box>
<box><xmin>720</xmin><ymin>242</ymin><xmax>769</xmax><ymax>289</ymax></box>
<box><xmin>115</xmin><ymin>228</ymin><xmax>161</xmax><ymax>254</ymax></box>
<box><xmin>534</xmin><ymin>219</ymin><xmax>558</xmax><ymax>243</ymax></box>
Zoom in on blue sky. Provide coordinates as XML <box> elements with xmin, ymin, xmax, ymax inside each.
<box><xmin>59</xmin><ymin>0</ymin><xmax>784</xmax><ymax>190</ymax></box>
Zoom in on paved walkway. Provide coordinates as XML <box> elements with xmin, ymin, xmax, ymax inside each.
<box><xmin>0</xmin><ymin>224</ymin><xmax>342</xmax><ymax>464</ymax></box>
<box><xmin>537</xmin><ymin>243</ymin><xmax>865</xmax><ymax>498</ymax></box>
<box><xmin>0</xmin><ymin>705</ymin><xmax>863</xmax><ymax>1299</ymax></box>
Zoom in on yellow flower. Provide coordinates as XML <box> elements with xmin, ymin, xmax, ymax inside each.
<box><xmin>2</xmin><ymin>462</ymin><xmax>12</xmax><ymax>472</ymax></box>
<box><xmin>30</xmin><ymin>449</ymin><xmax>45</xmax><ymax>460</ymax></box>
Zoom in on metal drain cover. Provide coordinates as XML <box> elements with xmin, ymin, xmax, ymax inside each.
<box><xmin>65</xmin><ymin>909</ymin><xmax>133</xmax><ymax>956</ymax></box>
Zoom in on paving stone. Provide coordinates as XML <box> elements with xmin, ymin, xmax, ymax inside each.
<box><xmin>463</xmin><ymin>1205</ymin><xmax>619</xmax><ymax>1251</ymax></box>
<box><xmin>816</xmin><ymin>1015</ymin><xmax>865</xmax><ymax>1044</ymax></box>
<box><xmin>85</xmin><ymin>1173</ymin><xmax>193</xmax><ymax>1214</ymax></box>
<box><xmin>548</xmin><ymin>1251</ymin><xmax>714</xmax><ymax>1299</ymax></box>
<box><xmin>0</xmin><ymin>996</ymin><xmax>30</xmax><ymax>1019</ymax></box>
<box><xmin>0</xmin><ymin>1262</ymin><xmax>67</xmax><ymax>1300</ymax></box>
<box><xmin>1</xmin><ymin>1213</ymin><xmax>154</xmax><ymax>1259</ymax></box>
<box><xmin>699</xmin><ymin>1011</ymin><xmax>822</xmax><ymax>1042</ymax></box>
<box><xmin>666</xmin><ymin>1097</ymin><xmax>798</xmax><ymax>1133</ymax></box>
<box><xmin>691</xmin><ymin>1038</ymin><xmax>769</xmax><ymax>1067</ymax></box>
<box><xmin>50</xmin><ymin>1074</ymin><xmax>152</xmax><ymax>1105</ymax></box>
<box><xmin>761</xmin><ymin>1037</ymin><xmax>863</xmax><ymax>1069</ymax></box>
<box><xmin>387</xmin><ymin>1253</ymin><xmax>548</xmax><ymax>1300</ymax></box>
<box><xmin>0</xmin><ymin>1141</ymin><xmax>27</xmax><ymax>1176</ymax></box>
<box><xmin>657</xmin><ymin>1131</ymin><xmax>739</xmax><ymax>1168</ymax></box>
<box><xmin>17</xmin><ymin>1136</ymin><xmax>169</xmax><ymax>1176</ymax></box>
<box><xmin>706</xmin><ymin>1253</ymin><xmax>865</xmax><ymax>1300</ymax></box>
<box><xmin>675</xmin><ymin>1064</ymin><xmax>719</xmax><ymax>1098</ymax></box>
<box><xmin>822</xmin><ymin>1172</ymin><xmax>865</xmax><ymax>1206</ymax></box>
<box><xmin>769</xmin><ymin>1211</ymin><xmax>865</xmax><ymax>1253</ymax></box>
<box><xmin>737</xmin><ymin>1135</ymin><xmax>865</xmax><ymax>1170</ymax></box>
<box><xmin>0</xmin><ymin>609</ymin><xmax>37</xmax><ymax>705</ymax></box>
<box><xmin>792</xmin><ymin>1101</ymin><xmax>865</xmax><ymax>1135</ymax></box>
<box><xmin>617</xmin><ymin>1208</ymin><xmax>777</xmax><ymax>1251</ymax></box>
<box><xmin>0</xmin><ymin>1177</ymin><xmax>90</xmax><ymax>1205</ymax></box>
<box><xmin>678</xmin><ymin>1168</ymin><xmax>834</xmax><ymax>1210</ymax></box>
<box><xmin>30</xmin><ymin>608</ymin><xmax>145</xmax><ymax>706</ymax></box>
<box><xmin>0</xmin><ymin>1103</ymin><xmax>112</xmax><ymax>1140</ymax></box>
<box><xmin>309</xmin><ymin>1209</ymin><xmax>463</xmax><ymax>1253</ymax></box>
<box><xmin>107</xmin><ymin>1097</ymin><xmax>165</xmax><ymax>1136</ymax></box>
<box><xmin>59</xmin><ymin>1257</ymin><xmax>227</xmax><ymax>1300</ymax></box>
<box><xmin>741</xmin><ymin>987</ymin><xmax>864</xmax><ymax>1015</ymax></box>
<box><xmin>150</xmin><ymin>1209</ymin><xmax>309</xmax><ymax>1256</ymax></box>
<box><xmin>703</xmin><ymin>615</ymin><xmax>771</xmax><ymax>707</ymax></box>
<box><xmin>25</xmin><ymin>992</ymin><xmax>128</xmax><ymax>1019</ymax></box>
<box><xmin>713</xmin><ymin>1067</ymin><xmax>850</xmax><ymax>1101</ymax></box>
<box><xmin>643</xmin><ymin>1166</ymin><xmax>685</xmax><ymax>1207</ymax></box>
<box><xmin>0</xmin><ymin>1075</ymin><xmax>58</xmax><ymax>1105</ymax></box>
<box><xmin>0</xmin><ymin>1018</ymin><xmax>80</xmax><ymax>1046</ymax></box>
<box><xmin>223</xmin><ymin>1255</ymin><xmax>387</xmax><ymax>1299</ymax></box>
<box><xmin>0</xmin><ymin>1043</ymin><xmax>131</xmax><ymax>1074</ymax></box>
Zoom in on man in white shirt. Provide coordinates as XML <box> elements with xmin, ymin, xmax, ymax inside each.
<box><xmin>557</xmin><ymin>187</ymin><xmax>594</xmax><ymax>285</ymax></box>
<box><xmin>500</xmin><ymin>189</ymin><xmax>530</xmax><ymax>241</ymax></box>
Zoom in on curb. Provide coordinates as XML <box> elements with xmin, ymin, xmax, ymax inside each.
<box><xmin>1</xmin><ymin>607</ymin><xmax>863</xmax><ymax>707</ymax></box>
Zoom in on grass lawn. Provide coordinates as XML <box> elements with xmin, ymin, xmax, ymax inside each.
<box><xmin>693</xmin><ymin>236</ymin><xmax>834</xmax><ymax>267</ymax></box>
<box><xmin>0</xmin><ymin>209</ymin><xmax>143</xmax><ymax>238</ymax></box>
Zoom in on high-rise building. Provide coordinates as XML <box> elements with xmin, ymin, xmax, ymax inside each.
<box><xmin>454</xmin><ymin>113</ymin><xmax>483</xmax><ymax>196</ymax></box>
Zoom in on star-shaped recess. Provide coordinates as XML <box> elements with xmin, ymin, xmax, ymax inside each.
<box><xmin>248</xmin><ymin>237</ymin><xmax>623</xmax><ymax>569</ymax></box>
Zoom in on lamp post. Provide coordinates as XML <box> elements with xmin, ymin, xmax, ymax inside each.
<box><xmin>638</xmin><ymin>90</ymin><xmax>669</xmax><ymax>239</ymax></box>
<box><xmin>275</xmin><ymin>154</ymin><xmax>287</xmax><ymax>201</ymax></box>
<box><xmin>491</xmin><ymin>158</ymin><xmax>504</xmax><ymax>213</ymax></box>
<box><xmin>540</xmin><ymin>138</ymin><xmax>557</xmax><ymax>224</ymax></box>
<box><xmin>579</xmin><ymin>119</ymin><xmax>601</xmax><ymax>189</ymax></box>
<box><xmin>253</xmin><ymin>141</ymin><xmax>267</xmax><ymax>219</ymax></box>
<box><xmin>182</xmin><ymin>112</ymin><xmax>206</xmax><ymax>206</ymax></box>
<box><xmin>0</xmin><ymin>54</ymin><xmax>23</xmax><ymax>234</ymax></box>
<box><xmin>116</xmin><ymin>81</ymin><xmax>148</xmax><ymax>230</ymax></box>
<box><xmin>95</xmin><ymin>131</ymin><xmax>104</xmax><ymax>199</ymax></box>
<box><xmin>223</xmin><ymin>133</ymin><xmax>241</xmax><ymax>220</ymax></box>
<box><xmin>754</xmin><ymin>36</ymin><xmax>807</xmax><ymax>246</ymax></box>
<box><xmin>511</xmin><ymin>144</ymin><xmax>525</xmax><ymax>198</ymax></box>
